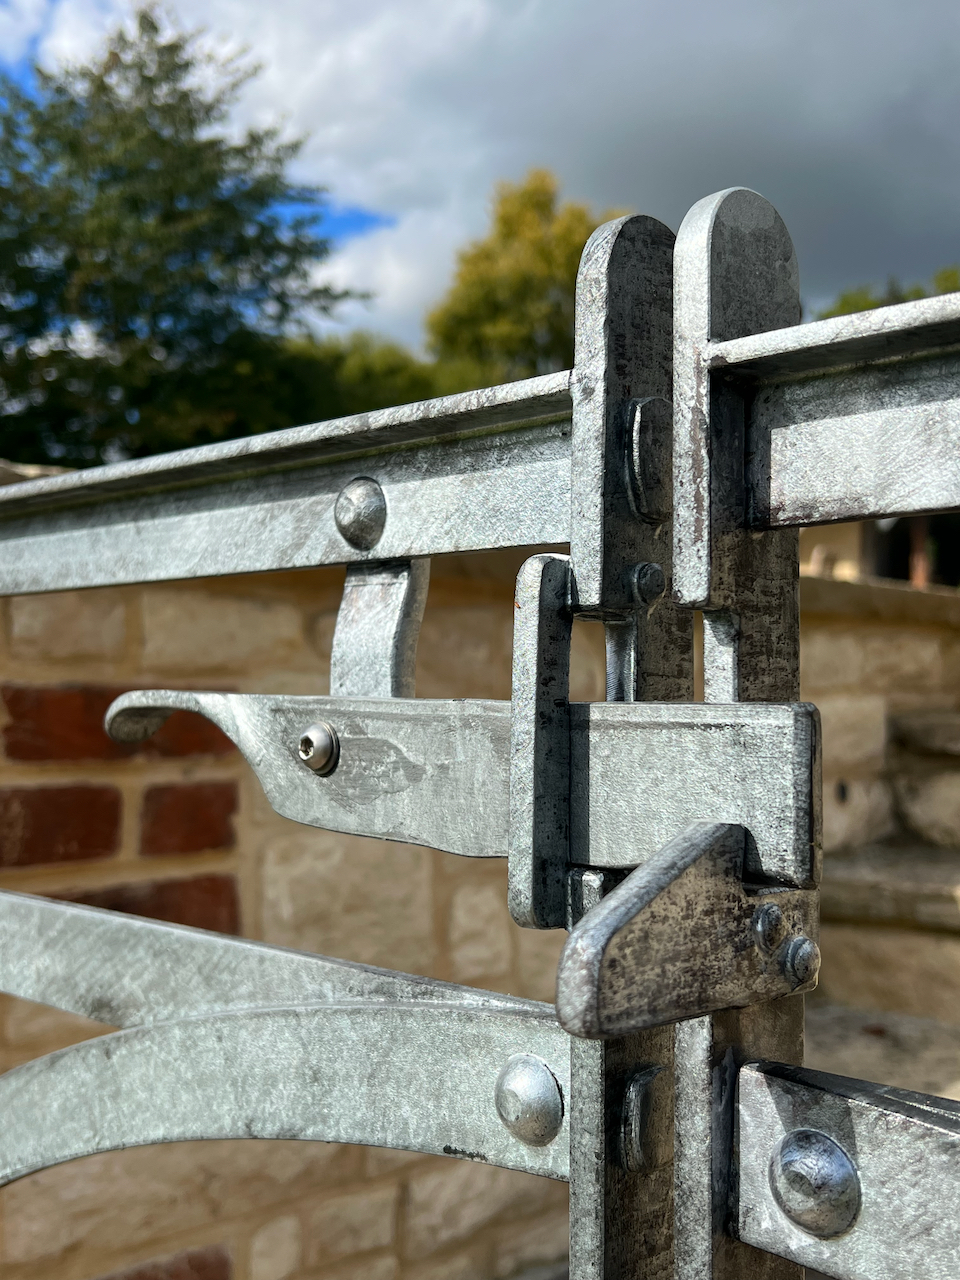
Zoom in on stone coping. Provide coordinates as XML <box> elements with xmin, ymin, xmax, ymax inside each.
<box><xmin>801</xmin><ymin>575</ymin><xmax>960</xmax><ymax>628</ymax></box>
<box><xmin>822</xmin><ymin>844</ymin><xmax>960</xmax><ymax>932</ymax></box>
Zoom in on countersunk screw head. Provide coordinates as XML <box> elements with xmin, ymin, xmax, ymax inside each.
<box><xmin>297</xmin><ymin>721</ymin><xmax>339</xmax><ymax>775</ymax></box>
<box><xmin>784</xmin><ymin>935</ymin><xmax>821</xmax><ymax>988</ymax></box>
<box><xmin>753</xmin><ymin>903</ymin><xmax>788</xmax><ymax>954</ymax></box>
<box><xmin>770</xmin><ymin>1128</ymin><xmax>861</xmax><ymax>1238</ymax></box>
<box><xmin>335</xmin><ymin>477</ymin><xmax>387</xmax><ymax>550</ymax></box>
<box><xmin>495</xmin><ymin>1054</ymin><xmax>564</xmax><ymax>1147</ymax></box>
<box><xmin>631</xmin><ymin>562</ymin><xmax>666</xmax><ymax>605</ymax></box>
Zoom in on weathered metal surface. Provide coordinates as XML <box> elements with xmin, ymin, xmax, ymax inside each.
<box><xmin>107</xmin><ymin>691</ymin><xmax>818</xmax><ymax>881</ymax></box>
<box><xmin>738</xmin><ymin>1061</ymin><xmax>960</xmax><ymax>1280</ymax></box>
<box><xmin>557</xmin><ymin>823</ymin><xmax>818</xmax><ymax>1038</ymax></box>
<box><xmin>108</xmin><ymin>690</ymin><xmax>511</xmax><ymax>858</ymax></box>
<box><xmin>508</xmin><ymin>554</ymin><xmax>572</xmax><ymax>928</ymax></box>
<box><xmin>0</xmin><ymin>375</ymin><xmax>571</xmax><ymax>594</ymax></box>
<box><xmin>672</xmin><ymin>187</ymin><xmax>805</xmax><ymax>1280</ymax></box>
<box><xmin>569</xmin><ymin>700</ymin><xmax>819</xmax><ymax>886</ymax></box>
<box><xmin>0</xmin><ymin>890</ymin><xmax>538</xmax><ymax>1026</ymax></box>
<box><xmin>330</xmin><ymin>558</ymin><xmax>430</xmax><ymax>698</ymax></box>
<box><xmin>0</xmin><ymin>1002</ymin><xmax>570</xmax><ymax>1186</ymax></box>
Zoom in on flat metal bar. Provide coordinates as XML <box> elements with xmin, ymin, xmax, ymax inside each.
<box><xmin>570</xmin><ymin>701</ymin><xmax>819</xmax><ymax>886</ymax></box>
<box><xmin>0</xmin><ymin>1002</ymin><xmax>570</xmax><ymax>1185</ymax></box>
<box><xmin>107</xmin><ymin>692</ymin><xmax>818</xmax><ymax>879</ymax></box>
<box><xmin>738</xmin><ymin>1061</ymin><xmax>960</xmax><ymax>1280</ymax></box>
<box><xmin>0</xmin><ymin>890</ymin><xmax>540</xmax><ymax>1026</ymax></box>
<box><xmin>0</xmin><ymin>375</ymin><xmax>571</xmax><ymax>594</ymax></box>
<box><xmin>749</xmin><ymin>353</ymin><xmax>960</xmax><ymax>527</ymax></box>
<box><xmin>330</xmin><ymin>559</ymin><xmax>430</xmax><ymax>698</ymax></box>
<box><xmin>709</xmin><ymin>291</ymin><xmax>960</xmax><ymax>379</ymax></box>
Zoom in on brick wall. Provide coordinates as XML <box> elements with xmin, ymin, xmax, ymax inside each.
<box><xmin>0</xmin><ymin>552</ymin><xmax>594</xmax><ymax>1280</ymax></box>
<box><xmin>3</xmin><ymin>551</ymin><xmax>958</xmax><ymax>1280</ymax></box>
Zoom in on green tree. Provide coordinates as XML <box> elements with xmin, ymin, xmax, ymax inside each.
<box><xmin>0</xmin><ymin>9</ymin><xmax>347</xmax><ymax>464</ymax></box>
<box><xmin>818</xmin><ymin>267</ymin><xmax>960</xmax><ymax>318</ymax></box>
<box><xmin>426</xmin><ymin>169</ymin><xmax>620</xmax><ymax>382</ymax></box>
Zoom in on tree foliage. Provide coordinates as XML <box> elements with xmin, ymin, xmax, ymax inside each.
<box><xmin>818</xmin><ymin>267</ymin><xmax>960</xmax><ymax>318</ymax></box>
<box><xmin>426</xmin><ymin>169</ymin><xmax>619</xmax><ymax>381</ymax></box>
<box><xmin>0</xmin><ymin>9</ymin><xmax>346</xmax><ymax>463</ymax></box>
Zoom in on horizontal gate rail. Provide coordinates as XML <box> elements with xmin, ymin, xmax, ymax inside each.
<box><xmin>0</xmin><ymin>373</ymin><xmax>571</xmax><ymax>594</ymax></box>
<box><xmin>0</xmin><ymin>1002</ymin><xmax>570</xmax><ymax>1186</ymax></box>
<box><xmin>0</xmin><ymin>890</ymin><xmax>538</xmax><ymax>1026</ymax></box>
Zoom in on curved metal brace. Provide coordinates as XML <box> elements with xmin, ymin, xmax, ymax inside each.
<box><xmin>556</xmin><ymin>822</ymin><xmax>819</xmax><ymax>1038</ymax></box>
<box><xmin>0</xmin><ymin>891</ymin><xmax>543</xmax><ymax>1027</ymax></box>
<box><xmin>107</xmin><ymin>690</ymin><xmax>510</xmax><ymax>858</ymax></box>
<box><xmin>0</xmin><ymin>1002</ymin><xmax>570</xmax><ymax>1186</ymax></box>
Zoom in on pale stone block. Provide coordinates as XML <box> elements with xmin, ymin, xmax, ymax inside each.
<box><xmin>800</xmin><ymin>628</ymin><xmax>865</xmax><ymax>692</ymax></box>
<box><xmin>141</xmin><ymin>590</ymin><xmax>304</xmax><ymax>672</ymax></box>
<box><xmin>515</xmin><ymin>928</ymin><xmax>566</xmax><ymax>1003</ymax></box>
<box><xmin>2</xmin><ymin>994</ymin><xmax>108</xmax><ymax>1050</ymax></box>
<box><xmin>9</xmin><ymin>589</ymin><xmax>127</xmax><ymax>661</ymax></box>
<box><xmin>416</xmin><ymin>607</ymin><xmax>513</xmax><ymax>699</ymax></box>
<box><xmin>305</xmin><ymin>1184</ymin><xmax>397</xmax><ymax>1266</ymax></box>
<box><xmin>251</xmin><ymin>1214</ymin><xmax>301</xmax><ymax>1280</ymax></box>
<box><xmin>822</xmin><ymin>776</ymin><xmax>894</xmax><ymax>853</ymax></box>
<box><xmin>404</xmin><ymin>1249</ymin><xmax>487</xmax><ymax>1280</ymax></box>
<box><xmin>818</xmin><ymin>923</ymin><xmax>960</xmax><ymax>1026</ymax></box>
<box><xmin>404</xmin><ymin>1161</ymin><xmax>562</xmax><ymax>1259</ymax></box>
<box><xmin>822</xmin><ymin>845</ymin><xmax>960</xmax><ymax>932</ymax></box>
<box><xmin>0</xmin><ymin>1140</ymin><xmax>349</xmax><ymax>1263</ymax></box>
<box><xmin>897</xmin><ymin>771</ymin><xmax>960</xmax><ymax>846</ymax></box>
<box><xmin>262</xmin><ymin>832</ymin><xmax>435</xmax><ymax>974</ymax></box>
<box><xmin>313</xmin><ymin>1254</ymin><xmax>398</xmax><ymax>1280</ymax></box>
<box><xmin>449</xmin><ymin>882</ymin><xmax>513</xmax><ymax>982</ymax></box>
<box><xmin>805</xmin><ymin>1002</ymin><xmax>960</xmax><ymax>1098</ymax></box>
<box><xmin>569</xmin><ymin>619</ymin><xmax>605</xmax><ymax>703</ymax></box>
<box><xmin>861</xmin><ymin>631</ymin><xmax>943</xmax><ymax>692</ymax></box>
<box><xmin>494</xmin><ymin>1206</ymin><xmax>569</xmax><ymax>1277</ymax></box>
<box><xmin>816</xmin><ymin>695</ymin><xmax>887</xmax><ymax>772</ymax></box>
<box><xmin>364</xmin><ymin>1147</ymin><xmax>425</xmax><ymax>1176</ymax></box>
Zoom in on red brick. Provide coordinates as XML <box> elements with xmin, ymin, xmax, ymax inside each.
<box><xmin>59</xmin><ymin>874</ymin><xmax>240</xmax><ymax>934</ymax></box>
<box><xmin>140</xmin><ymin>781</ymin><xmax>237</xmax><ymax>857</ymax></box>
<box><xmin>0</xmin><ymin>785</ymin><xmax>121</xmax><ymax>866</ymax></box>
<box><xmin>1</xmin><ymin>685</ymin><xmax>235</xmax><ymax>761</ymax></box>
<box><xmin>96</xmin><ymin>1245</ymin><xmax>231</xmax><ymax>1280</ymax></box>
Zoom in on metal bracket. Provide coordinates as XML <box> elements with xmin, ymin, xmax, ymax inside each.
<box><xmin>330</xmin><ymin>557</ymin><xmax>430</xmax><ymax>698</ymax></box>
<box><xmin>556</xmin><ymin>823</ymin><xmax>819</xmax><ymax>1039</ymax></box>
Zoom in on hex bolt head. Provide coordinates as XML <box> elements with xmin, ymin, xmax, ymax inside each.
<box><xmin>752</xmin><ymin>903</ymin><xmax>788</xmax><ymax>954</ymax></box>
<box><xmin>631</xmin><ymin>562</ymin><xmax>666</xmax><ymax>605</ymax></box>
<box><xmin>335</xmin><ymin>477</ymin><xmax>387</xmax><ymax>550</ymax></box>
<box><xmin>770</xmin><ymin>1128</ymin><xmax>861</xmax><ymax>1238</ymax></box>
<box><xmin>495</xmin><ymin>1054</ymin><xmax>564</xmax><ymax>1147</ymax></box>
<box><xmin>297</xmin><ymin>722</ymin><xmax>340</xmax><ymax>775</ymax></box>
<box><xmin>784</xmin><ymin>935</ymin><xmax>821</xmax><ymax>987</ymax></box>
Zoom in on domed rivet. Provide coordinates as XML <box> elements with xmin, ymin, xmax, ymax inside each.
<box><xmin>297</xmin><ymin>721</ymin><xmax>339</xmax><ymax>775</ymax></box>
<box><xmin>495</xmin><ymin>1054</ymin><xmax>563</xmax><ymax>1147</ymax></box>
<box><xmin>753</xmin><ymin>903</ymin><xmax>788</xmax><ymax>954</ymax></box>
<box><xmin>335</xmin><ymin>477</ymin><xmax>387</xmax><ymax>550</ymax></box>
<box><xmin>770</xmin><ymin>1128</ymin><xmax>861</xmax><ymax>1238</ymax></box>
<box><xmin>783</xmin><ymin>935</ymin><xmax>821</xmax><ymax>987</ymax></box>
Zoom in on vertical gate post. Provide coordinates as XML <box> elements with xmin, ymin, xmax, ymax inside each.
<box><xmin>568</xmin><ymin>215</ymin><xmax>694</xmax><ymax>1279</ymax></box>
<box><xmin>672</xmin><ymin>188</ymin><xmax>806</xmax><ymax>1280</ymax></box>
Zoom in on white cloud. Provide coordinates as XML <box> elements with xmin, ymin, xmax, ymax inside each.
<box><xmin>11</xmin><ymin>0</ymin><xmax>960</xmax><ymax>346</ymax></box>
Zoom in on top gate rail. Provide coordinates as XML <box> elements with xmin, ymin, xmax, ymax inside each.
<box><xmin>0</xmin><ymin>186</ymin><xmax>956</xmax><ymax>1280</ymax></box>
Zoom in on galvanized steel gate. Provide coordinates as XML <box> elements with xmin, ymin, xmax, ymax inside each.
<box><xmin>0</xmin><ymin>187</ymin><xmax>957</xmax><ymax>1280</ymax></box>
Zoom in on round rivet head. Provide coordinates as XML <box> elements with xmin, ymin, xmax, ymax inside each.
<box><xmin>335</xmin><ymin>477</ymin><xmax>386</xmax><ymax>550</ymax></box>
<box><xmin>495</xmin><ymin>1054</ymin><xmax>563</xmax><ymax>1147</ymax></box>
<box><xmin>297</xmin><ymin>722</ymin><xmax>339</xmax><ymax>775</ymax></box>
<box><xmin>753</xmin><ymin>903</ymin><xmax>788</xmax><ymax>954</ymax></box>
<box><xmin>631</xmin><ymin>562</ymin><xmax>666</xmax><ymax>605</ymax></box>
<box><xmin>784</xmin><ymin>935</ymin><xmax>821</xmax><ymax>987</ymax></box>
<box><xmin>770</xmin><ymin>1129</ymin><xmax>861</xmax><ymax>1238</ymax></box>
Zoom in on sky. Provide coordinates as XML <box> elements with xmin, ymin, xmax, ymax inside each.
<box><xmin>3</xmin><ymin>0</ymin><xmax>960</xmax><ymax>350</ymax></box>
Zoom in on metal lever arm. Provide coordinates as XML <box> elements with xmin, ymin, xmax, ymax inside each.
<box><xmin>0</xmin><ymin>1001</ymin><xmax>569</xmax><ymax>1187</ymax></box>
<box><xmin>556</xmin><ymin>822</ymin><xmax>819</xmax><ymax>1038</ymax></box>
<box><xmin>738</xmin><ymin>1061</ymin><xmax>960</xmax><ymax>1280</ymax></box>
